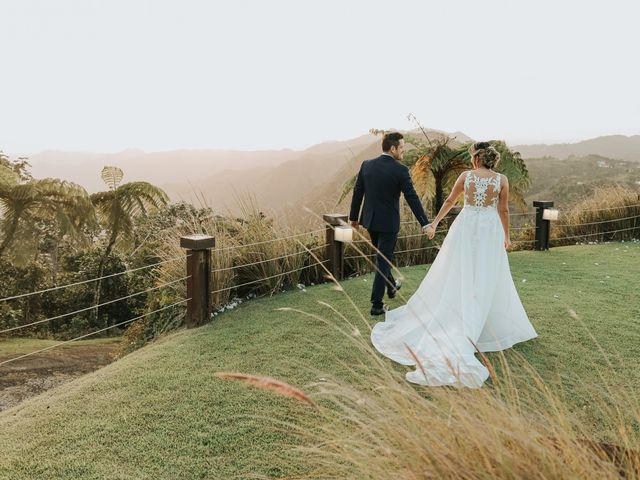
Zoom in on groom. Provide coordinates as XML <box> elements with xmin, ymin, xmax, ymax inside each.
<box><xmin>349</xmin><ymin>132</ymin><xmax>430</xmax><ymax>316</ymax></box>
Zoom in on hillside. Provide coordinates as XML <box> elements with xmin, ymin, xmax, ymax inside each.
<box><xmin>26</xmin><ymin>149</ymin><xmax>300</xmax><ymax>193</ymax></box>
<box><xmin>18</xmin><ymin>128</ymin><xmax>469</xmax><ymax>220</ymax></box>
<box><xmin>162</xmin><ymin>134</ymin><xmax>379</xmax><ymax>219</ymax></box>
<box><xmin>523</xmin><ymin>155</ymin><xmax>640</xmax><ymax>207</ymax></box>
<box><xmin>513</xmin><ymin>135</ymin><xmax>640</xmax><ymax>161</ymax></box>
<box><xmin>1</xmin><ymin>244</ymin><xmax>638</xmax><ymax>479</ymax></box>
<box><xmin>18</xmin><ymin>132</ymin><xmax>640</xmax><ymax>223</ymax></box>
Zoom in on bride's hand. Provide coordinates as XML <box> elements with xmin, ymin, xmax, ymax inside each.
<box><xmin>504</xmin><ymin>238</ymin><xmax>512</xmax><ymax>250</ymax></box>
<box><xmin>423</xmin><ymin>223</ymin><xmax>436</xmax><ymax>240</ymax></box>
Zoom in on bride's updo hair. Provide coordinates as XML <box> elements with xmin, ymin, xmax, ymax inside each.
<box><xmin>470</xmin><ymin>141</ymin><xmax>501</xmax><ymax>169</ymax></box>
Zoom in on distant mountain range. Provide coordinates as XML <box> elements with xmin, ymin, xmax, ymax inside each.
<box><xmin>161</xmin><ymin>129</ymin><xmax>473</xmax><ymax>225</ymax></box>
<box><xmin>24</xmin><ymin>149</ymin><xmax>300</xmax><ymax>193</ymax></box>
<box><xmin>513</xmin><ymin>135</ymin><xmax>640</xmax><ymax>162</ymax></box>
<box><xmin>9</xmin><ymin>132</ymin><xmax>640</xmax><ymax>225</ymax></box>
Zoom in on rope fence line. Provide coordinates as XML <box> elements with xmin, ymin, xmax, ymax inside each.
<box><xmin>211</xmin><ymin>244</ymin><xmax>329</xmax><ymax>273</ymax></box>
<box><xmin>211</xmin><ymin>261</ymin><xmax>330</xmax><ymax>295</ymax></box>
<box><xmin>345</xmin><ymin>244</ymin><xmax>440</xmax><ymax>260</ymax></box>
<box><xmin>555</xmin><ymin>214</ymin><xmax>640</xmax><ymax>228</ymax></box>
<box><xmin>508</xmin><ymin>211</ymin><xmax>537</xmax><ymax>217</ymax></box>
<box><xmin>0</xmin><ymin>299</ymin><xmax>189</xmax><ymax>368</ymax></box>
<box><xmin>396</xmin><ymin>229</ymin><xmax>448</xmax><ymax>240</ymax></box>
<box><xmin>344</xmin><ymin>253</ymin><xmax>376</xmax><ymax>260</ymax></box>
<box><xmin>511</xmin><ymin>226</ymin><xmax>535</xmax><ymax>231</ymax></box>
<box><xmin>559</xmin><ymin>203</ymin><xmax>640</xmax><ymax>214</ymax></box>
<box><xmin>394</xmin><ymin>204</ymin><xmax>640</xmax><ymax>226</ymax></box>
<box><xmin>0</xmin><ymin>276</ymin><xmax>190</xmax><ymax>335</ymax></box>
<box><xmin>395</xmin><ymin>245</ymin><xmax>441</xmax><ymax>255</ymax></box>
<box><xmin>211</xmin><ymin>229</ymin><xmax>327</xmax><ymax>253</ymax></box>
<box><xmin>348</xmin><ymin>227</ymin><xmax>448</xmax><ymax>245</ymax></box>
<box><xmin>0</xmin><ymin>255</ymin><xmax>187</xmax><ymax>304</ymax></box>
<box><xmin>398</xmin><ymin>212</ymin><xmax>536</xmax><ymax>226</ymax></box>
<box><xmin>551</xmin><ymin>226</ymin><xmax>639</xmax><ymax>243</ymax></box>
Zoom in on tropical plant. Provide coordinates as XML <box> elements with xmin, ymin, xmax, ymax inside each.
<box><xmin>0</xmin><ymin>153</ymin><xmax>95</xmax><ymax>259</ymax></box>
<box><xmin>409</xmin><ymin>136</ymin><xmax>531</xmax><ymax>212</ymax></box>
<box><xmin>90</xmin><ymin>166</ymin><xmax>169</xmax><ymax>321</ymax></box>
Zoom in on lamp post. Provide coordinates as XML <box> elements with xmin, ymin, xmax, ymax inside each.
<box><xmin>180</xmin><ymin>234</ymin><xmax>215</xmax><ymax>327</ymax></box>
<box><xmin>533</xmin><ymin>201</ymin><xmax>555</xmax><ymax>251</ymax></box>
<box><xmin>323</xmin><ymin>214</ymin><xmax>349</xmax><ymax>280</ymax></box>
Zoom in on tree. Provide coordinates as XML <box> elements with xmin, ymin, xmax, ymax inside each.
<box><xmin>0</xmin><ymin>152</ymin><xmax>95</xmax><ymax>259</ymax></box>
<box><xmin>90</xmin><ymin>166</ymin><xmax>169</xmax><ymax>322</ymax></box>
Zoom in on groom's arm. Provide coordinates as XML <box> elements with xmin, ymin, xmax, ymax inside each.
<box><xmin>349</xmin><ymin>164</ymin><xmax>365</xmax><ymax>224</ymax></box>
<box><xmin>400</xmin><ymin>167</ymin><xmax>429</xmax><ymax>227</ymax></box>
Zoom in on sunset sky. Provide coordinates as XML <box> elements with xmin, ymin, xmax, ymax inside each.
<box><xmin>1</xmin><ymin>0</ymin><xmax>639</xmax><ymax>154</ymax></box>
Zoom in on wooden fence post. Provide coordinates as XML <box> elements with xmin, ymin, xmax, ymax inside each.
<box><xmin>180</xmin><ymin>234</ymin><xmax>216</xmax><ymax>327</ymax></box>
<box><xmin>323</xmin><ymin>214</ymin><xmax>348</xmax><ymax>281</ymax></box>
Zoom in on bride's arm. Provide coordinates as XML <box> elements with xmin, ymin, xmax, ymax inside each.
<box><xmin>498</xmin><ymin>175</ymin><xmax>511</xmax><ymax>249</ymax></box>
<box><xmin>424</xmin><ymin>173</ymin><xmax>466</xmax><ymax>238</ymax></box>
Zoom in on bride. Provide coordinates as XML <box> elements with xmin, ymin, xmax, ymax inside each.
<box><xmin>370</xmin><ymin>142</ymin><xmax>538</xmax><ymax>388</ymax></box>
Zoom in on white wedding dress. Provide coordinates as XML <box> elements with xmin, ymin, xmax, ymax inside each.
<box><xmin>370</xmin><ymin>170</ymin><xmax>538</xmax><ymax>388</ymax></box>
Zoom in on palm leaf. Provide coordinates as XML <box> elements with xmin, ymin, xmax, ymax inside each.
<box><xmin>101</xmin><ymin>166</ymin><xmax>124</xmax><ymax>191</ymax></box>
<box><xmin>116</xmin><ymin>182</ymin><xmax>168</xmax><ymax>217</ymax></box>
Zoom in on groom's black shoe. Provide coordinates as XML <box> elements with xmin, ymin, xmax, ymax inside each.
<box><xmin>370</xmin><ymin>304</ymin><xmax>389</xmax><ymax>316</ymax></box>
<box><xmin>387</xmin><ymin>279</ymin><xmax>402</xmax><ymax>299</ymax></box>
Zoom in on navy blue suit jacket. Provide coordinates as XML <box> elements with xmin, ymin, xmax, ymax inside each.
<box><xmin>348</xmin><ymin>154</ymin><xmax>429</xmax><ymax>233</ymax></box>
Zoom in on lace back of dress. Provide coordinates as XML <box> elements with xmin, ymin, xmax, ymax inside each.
<box><xmin>464</xmin><ymin>171</ymin><xmax>501</xmax><ymax>209</ymax></box>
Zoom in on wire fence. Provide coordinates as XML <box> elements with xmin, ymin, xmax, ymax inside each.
<box><xmin>555</xmin><ymin>214</ymin><xmax>640</xmax><ymax>228</ymax></box>
<box><xmin>559</xmin><ymin>203</ymin><xmax>640</xmax><ymax>215</ymax></box>
<box><xmin>0</xmin><ymin>255</ymin><xmax>186</xmax><ymax>304</ymax></box>
<box><xmin>211</xmin><ymin>244</ymin><xmax>328</xmax><ymax>273</ymax></box>
<box><xmin>551</xmin><ymin>226</ymin><xmax>640</xmax><ymax>243</ymax></box>
<box><xmin>0</xmin><ymin>299</ymin><xmax>188</xmax><ymax>368</ymax></box>
<box><xmin>2</xmin><ymin>205</ymin><xmax>638</xmax><ymax>368</ymax></box>
<box><xmin>344</xmin><ymin>209</ymin><xmax>639</xmax><ymax>262</ymax></box>
<box><xmin>211</xmin><ymin>228</ymin><xmax>326</xmax><ymax>253</ymax></box>
<box><xmin>3</xmin><ymin>210</ymin><xmax>638</xmax><ymax>317</ymax></box>
<box><xmin>211</xmin><ymin>260</ymin><xmax>330</xmax><ymax>295</ymax></box>
<box><xmin>399</xmin><ymin>211</ymin><xmax>536</xmax><ymax>226</ymax></box>
<box><xmin>0</xmin><ymin>276</ymin><xmax>189</xmax><ymax>335</ymax></box>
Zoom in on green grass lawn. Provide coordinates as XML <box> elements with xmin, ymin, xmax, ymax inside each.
<box><xmin>0</xmin><ymin>243</ymin><xmax>638</xmax><ymax>479</ymax></box>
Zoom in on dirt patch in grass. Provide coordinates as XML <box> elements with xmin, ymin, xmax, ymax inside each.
<box><xmin>0</xmin><ymin>341</ymin><xmax>120</xmax><ymax>412</ymax></box>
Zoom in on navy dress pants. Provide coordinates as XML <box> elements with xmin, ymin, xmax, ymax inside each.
<box><xmin>367</xmin><ymin>229</ymin><xmax>398</xmax><ymax>308</ymax></box>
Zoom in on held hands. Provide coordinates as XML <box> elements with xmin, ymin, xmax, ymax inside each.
<box><xmin>350</xmin><ymin>220</ymin><xmax>360</xmax><ymax>230</ymax></box>
<box><xmin>423</xmin><ymin>223</ymin><xmax>437</xmax><ymax>240</ymax></box>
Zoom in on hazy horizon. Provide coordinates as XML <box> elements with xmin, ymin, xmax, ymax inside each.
<box><xmin>1</xmin><ymin>0</ymin><xmax>639</xmax><ymax>155</ymax></box>
<box><xmin>6</xmin><ymin>132</ymin><xmax>640</xmax><ymax>159</ymax></box>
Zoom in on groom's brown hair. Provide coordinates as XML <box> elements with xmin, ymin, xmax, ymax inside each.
<box><xmin>382</xmin><ymin>132</ymin><xmax>403</xmax><ymax>152</ymax></box>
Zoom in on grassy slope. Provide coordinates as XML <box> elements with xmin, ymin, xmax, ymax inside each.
<box><xmin>0</xmin><ymin>244</ymin><xmax>638</xmax><ymax>479</ymax></box>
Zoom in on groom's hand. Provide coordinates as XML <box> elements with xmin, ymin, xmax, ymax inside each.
<box><xmin>350</xmin><ymin>220</ymin><xmax>360</xmax><ymax>230</ymax></box>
